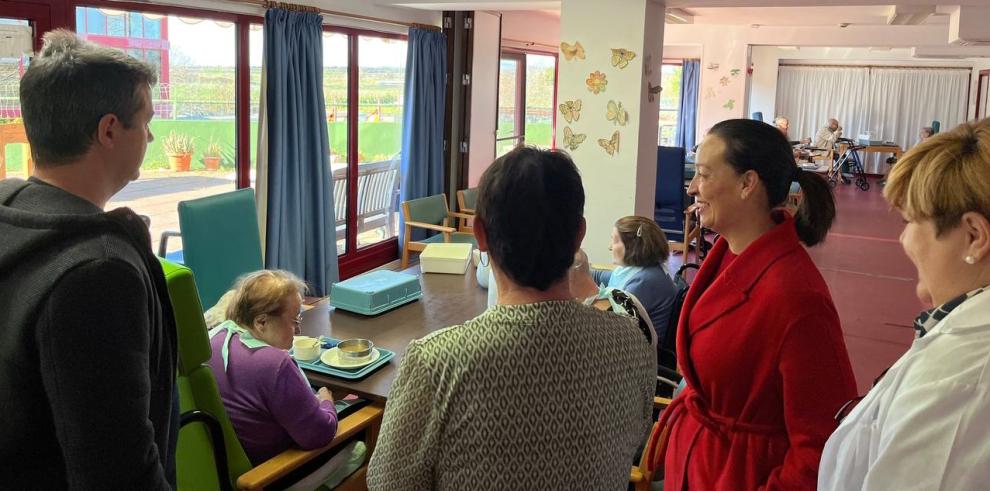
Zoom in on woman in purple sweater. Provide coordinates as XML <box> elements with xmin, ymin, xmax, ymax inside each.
<box><xmin>207</xmin><ymin>270</ymin><xmax>337</xmax><ymax>464</ymax></box>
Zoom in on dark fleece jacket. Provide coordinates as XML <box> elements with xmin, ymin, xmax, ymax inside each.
<box><xmin>0</xmin><ymin>177</ymin><xmax>177</xmax><ymax>489</ymax></box>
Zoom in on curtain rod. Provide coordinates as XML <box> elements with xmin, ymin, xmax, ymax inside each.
<box><xmin>502</xmin><ymin>37</ymin><xmax>557</xmax><ymax>50</ymax></box>
<box><xmin>780</xmin><ymin>63</ymin><xmax>972</xmax><ymax>71</ymax></box>
<box><xmin>238</xmin><ymin>0</ymin><xmax>440</xmax><ymax>30</ymax></box>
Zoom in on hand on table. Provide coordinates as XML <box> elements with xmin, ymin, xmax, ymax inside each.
<box><xmin>317</xmin><ymin>387</ymin><xmax>334</xmax><ymax>403</ymax></box>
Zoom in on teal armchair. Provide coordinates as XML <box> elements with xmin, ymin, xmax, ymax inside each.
<box><xmin>400</xmin><ymin>193</ymin><xmax>476</xmax><ymax>268</ymax></box>
<box><xmin>177</xmin><ymin>189</ymin><xmax>264</xmax><ymax>309</ymax></box>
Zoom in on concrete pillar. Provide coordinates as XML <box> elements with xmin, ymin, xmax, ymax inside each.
<box><xmin>555</xmin><ymin>0</ymin><xmax>666</xmax><ymax>263</ymax></box>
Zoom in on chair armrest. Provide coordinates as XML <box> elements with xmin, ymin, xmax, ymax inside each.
<box><xmin>158</xmin><ymin>230</ymin><xmax>182</xmax><ymax>258</ymax></box>
<box><xmin>181</xmin><ymin>410</ymin><xmax>233</xmax><ymax>491</ymax></box>
<box><xmin>406</xmin><ymin>220</ymin><xmax>456</xmax><ymax>234</ymax></box>
<box><xmin>236</xmin><ymin>402</ymin><xmax>385</xmax><ymax>491</ymax></box>
<box><xmin>630</xmin><ymin>467</ymin><xmax>646</xmax><ymax>483</ymax></box>
<box><xmin>654</xmin><ymin>396</ymin><xmax>672</xmax><ymax>409</ymax></box>
<box><xmin>448</xmin><ymin>211</ymin><xmax>474</xmax><ymax>220</ymax></box>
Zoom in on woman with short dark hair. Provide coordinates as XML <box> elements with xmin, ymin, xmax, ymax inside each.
<box><xmin>652</xmin><ymin>119</ymin><xmax>857</xmax><ymax>490</ymax></box>
<box><xmin>368</xmin><ymin>147</ymin><xmax>657</xmax><ymax>490</ymax></box>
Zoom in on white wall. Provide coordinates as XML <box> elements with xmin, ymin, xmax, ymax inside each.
<box><xmin>467</xmin><ymin>11</ymin><xmax>502</xmax><ymax>187</ymax></box>
<box><xmin>499</xmin><ymin>10</ymin><xmax>559</xmax><ymax>54</ymax></box>
<box><xmin>556</xmin><ymin>0</ymin><xmax>664</xmax><ymax>264</ymax></box>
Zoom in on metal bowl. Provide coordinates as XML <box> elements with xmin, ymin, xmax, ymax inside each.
<box><xmin>337</xmin><ymin>338</ymin><xmax>375</xmax><ymax>363</ymax></box>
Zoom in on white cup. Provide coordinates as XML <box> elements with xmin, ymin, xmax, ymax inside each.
<box><xmin>292</xmin><ymin>336</ymin><xmax>321</xmax><ymax>361</ymax></box>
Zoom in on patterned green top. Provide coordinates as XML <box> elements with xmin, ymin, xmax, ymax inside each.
<box><xmin>367</xmin><ymin>300</ymin><xmax>656</xmax><ymax>490</ymax></box>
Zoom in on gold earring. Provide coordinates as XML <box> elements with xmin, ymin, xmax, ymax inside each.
<box><xmin>965</xmin><ymin>255</ymin><xmax>976</xmax><ymax>265</ymax></box>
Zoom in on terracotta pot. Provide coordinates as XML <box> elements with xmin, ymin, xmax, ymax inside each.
<box><xmin>203</xmin><ymin>156</ymin><xmax>221</xmax><ymax>171</ymax></box>
<box><xmin>169</xmin><ymin>154</ymin><xmax>192</xmax><ymax>172</ymax></box>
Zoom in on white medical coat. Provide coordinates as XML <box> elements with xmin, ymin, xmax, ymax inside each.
<box><xmin>819</xmin><ymin>289</ymin><xmax>990</xmax><ymax>490</ymax></box>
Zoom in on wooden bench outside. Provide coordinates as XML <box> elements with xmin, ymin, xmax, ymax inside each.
<box><xmin>332</xmin><ymin>159</ymin><xmax>400</xmax><ymax>242</ymax></box>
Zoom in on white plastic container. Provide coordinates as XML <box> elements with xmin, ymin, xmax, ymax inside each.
<box><xmin>420</xmin><ymin>243</ymin><xmax>473</xmax><ymax>274</ymax></box>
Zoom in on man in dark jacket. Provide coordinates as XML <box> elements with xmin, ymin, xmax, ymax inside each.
<box><xmin>0</xmin><ymin>29</ymin><xmax>178</xmax><ymax>489</ymax></box>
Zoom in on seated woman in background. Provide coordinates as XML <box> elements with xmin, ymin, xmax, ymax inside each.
<box><xmin>208</xmin><ymin>270</ymin><xmax>338</xmax><ymax>464</ymax></box>
<box><xmin>820</xmin><ymin>119</ymin><xmax>990</xmax><ymax>490</ymax></box>
<box><xmin>591</xmin><ymin>216</ymin><xmax>677</xmax><ymax>340</ymax></box>
<box><xmin>368</xmin><ymin>147</ymin><xmax>656</xmax><ymax>490</ymax></box>
<box><xmin>654</xmin><ymin>119</ymin><xmax>856</xmax><ymax>490</ymax></box>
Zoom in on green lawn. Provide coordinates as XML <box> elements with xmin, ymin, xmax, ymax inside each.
<box><xmin>4</xmin><ymin>120</ymin><xmax>403</xmax><ymax>173</ymax></box>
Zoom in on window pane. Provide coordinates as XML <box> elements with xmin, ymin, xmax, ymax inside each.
<box><xmin>658</xmin><ymin>64</ymin><xmax>682</xmax><ymax>146</ymax></box>
<box><xmin>356</xmin><ymin>35</ymin><xmax>405</xmax><ymax>250</ymax></box>
<box><xmin>524</xmin><ymin>54</ymin><xmax>555</xmax><ymax>149</ymax></box>
<box><xmin>87</xmin><ymin>8</ymin><xmax>237</xmax><ymax>259</ymax></box>
<box><xmin>86</xmin><ymin>9</ymin><xmax>106</xmax><ymax>35</ymax></box>
<box><xmin>325</xmin><ymin>32</ymin><xmax>349</xmax><ymax>255</ymax></box>
<box><xmin>0</xmin><ymin>19</ymin><xmax>32</xmax><ymax>184</ymax></box>
<box><xmin>496</xmin><ymin>58</ymin><xmax>520</xmax><ymax>157</ymax></box>
<box><xmin>107</xmin><ymin>13</ymin><xmax>126</xmax><ymax>37</ymax></box>
<box><xmin>144</xmin><ymin>16</ymin><xmax>161</xmax><ymax>40</ymax></box>
<box><xmin>129</xmin><ymin>12</ymin><xmax>144</xmax><ymax>38</ymax></box>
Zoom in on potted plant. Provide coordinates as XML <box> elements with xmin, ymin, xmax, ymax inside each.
<box><xmin>203</xmin><ymin>138</ymin><xmax>222</xmax><ymax>171</ymax></box>
<box><xmin>162</xmin><ymin>131</ymin><xmax>194</xmax><ymax>172</ymax></box>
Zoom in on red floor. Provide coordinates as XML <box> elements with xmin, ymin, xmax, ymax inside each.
<box><xmin>670</xmin><ymin>178</ymin><xmax>921</xmax><ymax>394</ymax></box>
<box><xmin>808</xmin><ymin>178</ymin><xmax>922</xmax><ymax>393</ymax></box>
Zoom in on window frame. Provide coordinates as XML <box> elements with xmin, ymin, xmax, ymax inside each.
<box><xmin>323</xmin><ymin>25</ymin><xmax>407</xmax><ymax>278</ymax></box>
<box><xmin>658</xmin><ymin>60</ymin><xmax>683</xmax><ymax>147</ymax></box>
<box><xmin>497</xmin><ymin>47</ymin><xmax>558</xmax><ymax>154</ymax></box>
<box><xmin>24</xmin><ymin>0</ymin><xmax>407</xmax><ymax>279</ymax></box>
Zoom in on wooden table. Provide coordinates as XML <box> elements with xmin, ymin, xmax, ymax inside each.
<box><xmin>837</xmin><ymin>143</ymin><xmax>902</xmax><ymax>177</ymax></box>
<box><xmin>297</xmin><ymin>265</ymin><xmax>488</xmax><ymax>402</ymax></box>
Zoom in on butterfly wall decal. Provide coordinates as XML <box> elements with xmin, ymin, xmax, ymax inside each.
<box><xmin>610</xmin><ymin>48</ymin><xmax>636</xmax><ymax>69</ymax></box>
<box><xmin>606</xmin><ymin>100</ymin><xmax>627</xmax><ymax>126</ymax></box>
<box><xmin>723</xmin><ymin>99</ymin><xmax>735</xmax><ymax>110</ymax></box>
<box><xmin>560</xmin><ymin>41</ymin><xmax>585</xmax><ymax>61</ymax></box>
<box><xmin>558</xmin><ymin>99</ymin><xmax>582</xmax><ymax>123</ymax></box>
<box><xmin>598</xmin><ymin>130</ymin><xmax>620</xmax><ymax>156</ymax></box>
<box><xmin>647</xmin><ymin>82</ymin><xmax>662</xmax><ymax>103</ymax></box>
<box><xmin>563</xmin><ymin>126</ymin><xmax>587</xmax><ymax>151</ymax></box>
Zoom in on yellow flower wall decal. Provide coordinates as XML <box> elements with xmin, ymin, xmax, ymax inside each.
<box><xmin>586</xmin><ymin>71</ymin><xmax>608</xmax><ymax>94</ymax></box>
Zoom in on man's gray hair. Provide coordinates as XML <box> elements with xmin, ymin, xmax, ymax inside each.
<box><xmin>20</xmin><ymin>29</ymin><xmax>158</xmax><ymax>166</ymax></box>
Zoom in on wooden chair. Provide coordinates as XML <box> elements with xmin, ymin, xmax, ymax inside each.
<box><xmin>630</xmin><ymin>397</ymin><xmax>673</xmax><ymax>491</ymax></box>
<box><xmin>455</xmin><ymin>187</ymin><xmax>477</xmax><ymax>233</ymax></box>
<box><xmin>668</xmin><ymin>207</ymin><xmax>701</xmax><ymax>261</ymax></box>
<box><xmin>400</xmin><ymin>193</ymin><xmax>476</xmax><ymax>269</ymax></box>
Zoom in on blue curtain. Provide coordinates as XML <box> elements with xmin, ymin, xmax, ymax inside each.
<box><xmin>399</xmin><ymin>28</ymin><xmax>447</xmax><ymax>245</ymax></box>
<box><xmin>262</xmin><ymin>8</ymin><xmax>338</xmax><ymax>295</ymax></box>
<box><xmin>676</xmin><ymin>59</ymin><xmax>700</xmax><ymax>150</ymax></box>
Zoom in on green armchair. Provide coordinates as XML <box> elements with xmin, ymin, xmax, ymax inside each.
<box><xmin>160</xmin><ymin>259</ymin><xmax>383</xmax><ymax>490</ymax></box>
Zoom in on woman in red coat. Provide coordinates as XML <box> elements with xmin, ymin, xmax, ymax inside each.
<box><xmin>653</xmin><ymin>119</ymin><xmax>857</xmax><ymax>490</ymax></box>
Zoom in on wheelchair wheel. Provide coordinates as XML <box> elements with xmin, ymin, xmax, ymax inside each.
<box><xmin>828</xmin><ymin>177</ymin><xmax>838</xmax><ymax>188</ymax></box>
<box><xmin>857</xmin><ymin>179</ymin><xmax>870</xmax><ymax>191</ymax></box>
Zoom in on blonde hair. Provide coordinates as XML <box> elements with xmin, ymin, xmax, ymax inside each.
<box><xmin>615</xmin><ymin>216</ymin><xmax>669</xmax><ymax>266</ymax></box>
<box><xmin>884</xmin><ymin>118</ymin><xmax>990</xmax><ymax>235</ymax></box>
<box><xmin>225</xmin><ymin>270</ymin><xmax>307</xmax><ymax>328</ymax></box>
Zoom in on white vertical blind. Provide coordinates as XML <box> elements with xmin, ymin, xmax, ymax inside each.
<box><xmin>776</xmin><ymin>65</ymin><xmax>969</xmax><ymax>173</ymax></box>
